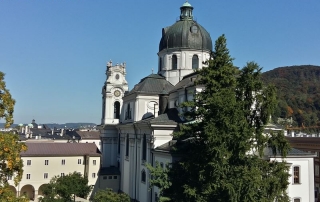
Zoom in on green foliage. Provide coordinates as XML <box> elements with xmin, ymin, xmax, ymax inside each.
<box><xmin>0</xmin><ymin>72</ymin><xmax>15</xmax><ymax>128</ymax></box>
<box><xmin>163</xmin><ymin>35</ymin><xmax>290</xmax><ymax>202</ymax></box>
<box><xmin>91</xmin><ymin>188</ymin><xmax>130</xmax><ymax>202</ymax></box>
<box><xmin>146</xmin><ymin>162</ymin><xmax>171</xmax><ymax>202</ymax></box>
<box><xmin>39</xmin><ymin>172</ymin><xmax>92</xmax><ymax>202</ymax></box>
<box><xmin>261</xmin><ymin>65</ymin><xmax>320</xmax><ymax>129</ymax></box>
<box><xmin>0</xmin><ymin>71</ymin><xmax>28</xmax><ymax>202</ymax></box>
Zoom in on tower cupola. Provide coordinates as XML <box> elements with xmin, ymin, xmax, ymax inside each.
<box><xmin>180</xmin><ymin>1</ymin><xmax>193</xmax><ymax>20</ymax></box>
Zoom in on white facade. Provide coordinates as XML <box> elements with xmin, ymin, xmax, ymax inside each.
<box><xmin>158</xmin><ymin>49</ymin><xmax>210</xmax><ymax>86</ymax></box>
<box><xmin>271</xmin><ymin>156</ymin><xmax>315</xmax><ymax>202</ymax></box>
<box><xmin>9</xmin><ymin>143</ymin><xmax>101</xmax><ymax>200</ymax></box>
<box><xmin>98</xmin><ymin>2</ymin><xmax>315</xmax><ymax>202</ymax></box>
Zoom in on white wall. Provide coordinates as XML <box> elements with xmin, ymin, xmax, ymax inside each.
<box><xmin>272</xmin><ymin>157</ymin><xmax>314</xmax><ymax>201</ymax></box>
<box><xmin>8</xmin><ymin>155</ymin><xmax>100</xmax><ymax>199</ymax></box>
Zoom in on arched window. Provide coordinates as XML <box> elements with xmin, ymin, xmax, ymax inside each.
<box><xmin>141</xmin><ymin>169</ymin><xmax>146</xmax><ymax>183</ymax></box>
<box><xmin>192</xmin><ymin>54</ymin><xmax>199</xmax><ymax>69</ymax></box>
<box><xmin>126</xmin><ymin>134</ymin><xmax>129</xmax><ymax>157</ymax></box>
<box><xmin>118</xmin><ymin>133</ymin><xmax>120</xmax><ymax>154</ymax></box>
<box><xmin>293</xmin><ymin>166</ymin><xmax>300</xmax><ymax>184</ymax></box>
<box><xmin>114</xmin><ymin>101</ymin><xmax>120</xmax><ymax>119</ymax></box>
<box><xmin>142</xmin><ymin>134</ymin><xmax>147</xmax><ymax>161</ymax></box>
<box><xmin>294</xmin><ymin>199</ymin><xmax>301</xmax><ymax>202</ymax></box>
<box><xmin>172</xmin><ymin>55</ymin><xmax>177</xmax><ymax>70</ymax></box>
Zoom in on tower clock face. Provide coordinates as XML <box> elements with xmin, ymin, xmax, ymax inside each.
<box><xmin>114</xmin><ymin>90</ymin><xmax>121</xmax><ymax>97</ymax></box>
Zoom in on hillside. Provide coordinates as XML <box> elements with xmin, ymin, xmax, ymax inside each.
<box><xmin>261</xmin><ymin>65</ymin><xmax>320</xmax><ymax>128</ymax></box>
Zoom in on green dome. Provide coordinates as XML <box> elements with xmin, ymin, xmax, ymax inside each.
<box><xmin>158</xmin><ymin>2</ymin><xmax>212</xmax><ymax>52</ymax></box>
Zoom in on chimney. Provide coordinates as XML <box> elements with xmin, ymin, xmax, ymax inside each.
<box><xmin>154</xmin><ymin>103</ymin><xmax>159</xmax><ymax>118</ymax></box>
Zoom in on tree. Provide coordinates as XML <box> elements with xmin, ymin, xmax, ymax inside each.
<box><xmin>0</xmin><ymin>71</ymin><xmax>15</xmax><ymax>128</ymax></box>
<box><xmin>0</xmin><ymin>71</ymin><xmax>28</xmax><ymax>202</ymax></box>
<box><xmin>146</xmin><ymin>162</ymin><xmax>171</xmax><ymax>202</ymax></box>
<box><xmin>162</xmin><ymin>35</ymin><xmax>290</xmax><ymax>201</ymax></box>
<box><xmin>39</xmin><ymin>172</ymin><xmax>92</xmax><ymax>202</ymax></box>
<box><xmin>91</xmin><ymin>188</ymin><xmax>130</xmax><ymax>202</ymax></box>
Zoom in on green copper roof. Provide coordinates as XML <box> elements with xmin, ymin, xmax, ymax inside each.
<box><xmin>159</xmin><ymin>2</ymin><xmax>212</xmax><ymax>52</ymax></box>
<box><xmin>182</xmin><ymin>2</ymin><xmax>192</xmax><ymax>7</ymax></box>
<box><xmin>159</xmin><ymin>20</ymin><xmax>212</xmax><ymax>52</ymax></box>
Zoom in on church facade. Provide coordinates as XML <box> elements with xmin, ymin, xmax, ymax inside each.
<box><xmin>99</xmin><ymin>2</ymin><xmax>315</xmax><ymax>202</ymax></box>
<box><xmin>99</xmin><ymin>2</ymin><xmax>210</xmax><ymax>201</ymax></box>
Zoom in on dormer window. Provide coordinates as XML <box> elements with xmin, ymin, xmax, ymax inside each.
<box><xmin>172</xmin><ymin>55</ymin><xmax>177</xmax><ymax>70</ymax></box>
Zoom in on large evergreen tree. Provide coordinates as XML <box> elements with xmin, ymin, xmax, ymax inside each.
<box><xmin>162</xmin><ymin>35</ymin><xmax>290</xmax><ymax>202</ymax></box>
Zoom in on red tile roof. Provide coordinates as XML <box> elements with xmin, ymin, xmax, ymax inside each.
<box><xmin>21</xmin><ymin>143</ymin><xmax>101</xmax><ymax>157</ymax></box>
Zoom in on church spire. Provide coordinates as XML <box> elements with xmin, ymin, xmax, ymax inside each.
<box><xmin>180</xmin><ymin>1</ymin><xmax>193</xmax><ymax>20</ymax></box>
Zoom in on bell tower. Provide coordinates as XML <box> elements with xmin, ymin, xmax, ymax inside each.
<box><xmin>101</xmin><ymin>60</ymin><xmax>129</xmax><ymax>125</ymax></box>
<box><xmin>100</xmin><ymin>60</ymin><xmax>129</xmax><ymax>168</ymax></box>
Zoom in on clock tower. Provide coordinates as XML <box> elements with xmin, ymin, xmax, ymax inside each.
<box><xmin>101</xmin><ymin>60</ymin><xmax>129</xmax><ymax>125</ymax></box>
<box><xmin>100</xmin><ymin>60</ymin><xmax>128</xmax><ymax>168</ymax></box>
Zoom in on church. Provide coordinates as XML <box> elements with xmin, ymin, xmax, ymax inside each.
<box><xmin>99</xmin><ymin>2</ymin><xmax>210</xmax><ymax>201</ymax></box>
<box><xmin>98</xmin><ymin>2</ymin><xmax>315</xmax><ymax>202</ymax></box>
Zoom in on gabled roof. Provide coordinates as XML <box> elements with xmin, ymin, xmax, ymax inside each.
<box><xmin>170</xmin><ymin>72</ymin><xmax>200</xmax><ymax>93</ymax></box>
<box><xmin>21</xmin><ymin>143</ymin><xmax>101</xmax><ymax>157</ymax></box>
<box><xmin>134</xmin><ymin>108</ymin><xmax>183</xmax><ymax>125</ymax></box>
<box><xmin>127</xmin><ymin>74</ymin><xmax>174</xmax><ymax>95</ymax></box>
<box><xmin>150</xmin><ymin>108</ymin><xmax>183</xmax><ymax>125</ymax></box>
<box><xmin>65</xmin><ymin>130</ymin><xmax>100</xmax><ymax>140</ymax></box>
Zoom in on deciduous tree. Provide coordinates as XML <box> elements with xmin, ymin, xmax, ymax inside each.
<box><xmin>0</xmin><ymin>71</ymin><xmax>28</xmax><ymax>202</ymax></box>
<box><xmin>91</xmin><ymin>188</ymin><xmax>130</xmax><ymax>202</ymax></box>
<box><xmin>39</xmin><ymin>172</ymin><xmax>92</xmax><ymax>202</ymax></box>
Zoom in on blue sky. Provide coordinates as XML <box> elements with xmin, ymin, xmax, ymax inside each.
<box><xmin>1</xmin><ymin>1</ymin><xmax>320</xmax><ymax>124</ymax></box>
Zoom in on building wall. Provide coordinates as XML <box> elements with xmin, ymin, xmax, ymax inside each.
<box><xmin>8</xmin><ymin>155</ymin><xmax>100</xmax><ymax>200</ymax></box>
<box><xmin>272</xmin><ymin>157</ymin><xmax>315</xmax><ymax>202</ymax></box>
<box><xmin>158</xmin><ymin>49</ymin><xmax>210</xmax><ymax>86</ymax></box>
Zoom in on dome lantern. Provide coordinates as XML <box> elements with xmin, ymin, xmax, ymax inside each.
<box><xmin>180</xmin><ymin>1</ymin><xmax>193</xmax><ymax>21</ymax></box>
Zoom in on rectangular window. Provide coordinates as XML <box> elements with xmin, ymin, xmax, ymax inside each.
<box><xmin>92</xmin><ymin>173</ymin><xmax>96</xmax><ymax>178</ymax></box>
<box><xmin>108</xmin><ymin>176</ymin><xmax>112</xmax><ymax>179</ymax></box>
<box><xmin>44</xmin><ymin>173</ymin><xmax>48</xmax><ymax>179</ymax></box>
<box><xmin>26</xmin><ymin>174</ymin><xmax>31</xmax><ymax>179</ymax></box>
<box><xmin>294</xmin><ymin>199</ymin><xmax>300</xmax><ymax>202</ymax></box>
<box><xmin>62</xmin><ymin>159</ymin><xmax>65</xmax><ymax>165</ymax></box>
<box><xmin>7</xmin><ymin>175</ymin><xmax>12</xmax><ymax>180</ymax></box>
<box><xmin>93</xmin><ymin>160</ymin><xmax>96</xmax><ymax>165</ymax></box>
<box><xmin>103</xmin><ymin>176</ymin><xmax>107</xmax><ymax>180</ymax></box>
<box><xmin>113</xmin><ymin>176</ymin><xmax>117</xmax><ymax>179</ymax></box>
<box><xmin>61</xmin><ymin>173</ymin><xmax>65</xmax><ymax>177</ymax></box>
<box><xmin>78</xmin><ymin>159</ymin><xmax>82</xmax><ymax>164</ymax></box>
<box><xmin>293</xmin><ymin>166</ymin><xmax>300</xmax><ymax>184</ymax></box>
<box><xmin>316</xmin><ymin>165</ymin><xmax>319</xmax><ymax>176</ymax></box>
<box><xmin>45</xmin><ymin>160</ymin><xmax>49</xmax><ymax>165</ymax></box>
<box><xmin>27</xmin><ymin>160</ymin><xmax>31</xmax><ymax>166</ymax></box>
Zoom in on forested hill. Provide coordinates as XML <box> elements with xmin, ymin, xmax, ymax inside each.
<box><xmin>261</xmin><ymin>65</ymin><xmax>320</xmax><ymax>127</ymax></box>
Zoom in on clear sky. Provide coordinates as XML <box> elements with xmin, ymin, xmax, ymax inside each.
<box><xmin>1</xmin><ymin>1</ymin><xmax>320</xmax><ymax>124</ymax></box>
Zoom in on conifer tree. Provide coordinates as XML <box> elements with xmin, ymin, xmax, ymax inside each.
<box><xmin>163</xmin><ymin>35</ymin><xmax>290</xmax><ymax>202</ymax></box>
